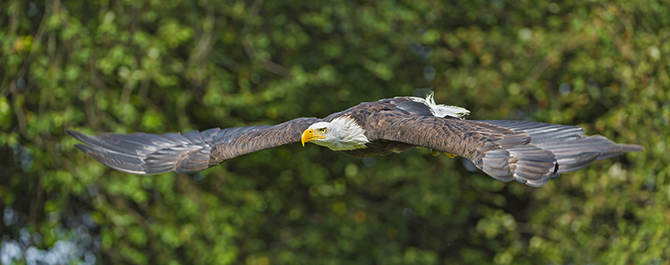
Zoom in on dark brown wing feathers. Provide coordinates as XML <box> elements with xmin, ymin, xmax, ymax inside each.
<box><xmin>68</xmin><ymin>117</ymin><xmax>319</xmax><ymax>175</ymax></box>
<box><xmin>210</xmin><ymin>117</ymin><xmax>319</xmax><ymax>162</ymax></box>
<box><xmin>367</xmin><ymin>112</ymin><xmax>643</xmax><ymax>187</ymax></box>
<box><xmin>365</xmin><ymin>115</ymin><xmax>499</xmax><ymax>159</ymax></box>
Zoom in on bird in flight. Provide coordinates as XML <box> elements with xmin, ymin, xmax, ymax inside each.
<box><xmin>68</xmin><ymin>93</ymin><xmax>643</xmax><ymax>187</ymax></box>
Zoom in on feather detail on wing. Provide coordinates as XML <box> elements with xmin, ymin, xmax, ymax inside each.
<box><xmin>68</xmin><ymin>117</ymin><xmax>319</xmax><ymax>175</ymax></box>
<box><xmin>476</xmin><ymin>120</ymin><xmax>643</xmax><ymax>186</ymax></box>
<box><xmin>369</xmin><ymin>116</ymin><xmax>643</xmax><ymax>187</ymax></box>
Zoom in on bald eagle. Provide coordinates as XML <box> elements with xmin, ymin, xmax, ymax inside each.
<box><xmin>68</xmin><ymin>94</ymin><xmax>643</xmax><ymax>187</ymax></box>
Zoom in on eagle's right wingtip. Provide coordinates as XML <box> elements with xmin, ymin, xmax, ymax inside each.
<box><xmin>66</xmin><ymin>130</ymin><xmax>85</xmax><ymax>140</ymax></box>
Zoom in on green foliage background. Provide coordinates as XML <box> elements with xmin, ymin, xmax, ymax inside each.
<box><xmin>0</xmin><ymin>0</ymin><xmax>666</xmax><ymax>264</ymax></box>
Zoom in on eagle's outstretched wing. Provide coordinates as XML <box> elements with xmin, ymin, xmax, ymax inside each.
<box><xmin>367</xmin><ymin>116</ymin><xmax>643</xmax><ymax>187</ymax></box>
<box><xmin>68</xmin><ymin>117</ymin><xmax>320</xmax><ymax>175</ymax></box>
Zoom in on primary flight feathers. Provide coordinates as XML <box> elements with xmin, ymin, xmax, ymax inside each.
<box><xmin>68</xmin><ymin>94</ymin><xmax>643</xmax><ymax>187</ymax></box>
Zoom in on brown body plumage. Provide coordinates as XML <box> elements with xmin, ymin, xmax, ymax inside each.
<box><xmin>68</xmin><ymin>95</ymin><xmax>643</xmax><ymax>187</ymax></box>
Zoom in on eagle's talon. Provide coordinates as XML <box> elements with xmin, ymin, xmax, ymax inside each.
<box><xmin>445</xmin><ymin>152</ymin><xmax>457</xmax><ymax>158</ymax></box>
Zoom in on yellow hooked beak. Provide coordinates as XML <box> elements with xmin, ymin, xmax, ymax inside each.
<box><xmin>301</xmin><ymin>128</ymin><xmax>326</xmax><ymax>147</ymax></box>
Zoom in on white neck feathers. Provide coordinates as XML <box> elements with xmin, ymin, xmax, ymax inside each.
<box><xmin>330</xmin><ymin>116</ymin><xmax>369</xmax><ymax>150</ymax></box>
<box><xmin>319</xmin><ymin>116</ymin><xmax>369</xmax><ymax>151</ymax></box>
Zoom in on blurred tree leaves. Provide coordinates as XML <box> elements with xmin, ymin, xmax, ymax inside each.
<box><xmin>0</xmin><ymin>0</ymin><xmax>665</xmax><ymax>264</ymax></box>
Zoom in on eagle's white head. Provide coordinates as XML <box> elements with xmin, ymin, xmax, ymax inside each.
<box><xmin>301</xmin><ymin>116</ymin><xmax>369</xmax><ymax>151</ymax></box>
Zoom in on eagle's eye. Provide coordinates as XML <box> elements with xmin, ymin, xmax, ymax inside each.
<box><xmin>319</xmin><ymin>128</ymin><xmax>328</xmax><ymax>134</ymax></box>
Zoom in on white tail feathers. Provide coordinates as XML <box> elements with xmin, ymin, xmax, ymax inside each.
<box><xmin>412</xmin><ymin>93</ymin><xmax>470</xmax><ymax>119</ymax></box>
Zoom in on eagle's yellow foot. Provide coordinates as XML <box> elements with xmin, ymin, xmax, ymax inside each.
<box><xmin>431</xmin><ymin>150</ymin><xmax>440</xmax><ymax>156</ymax></box>
<box><xmin>444</xmin><ymin>152</ymin><xmax>457</xmax><ymax>159</ymax></box>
